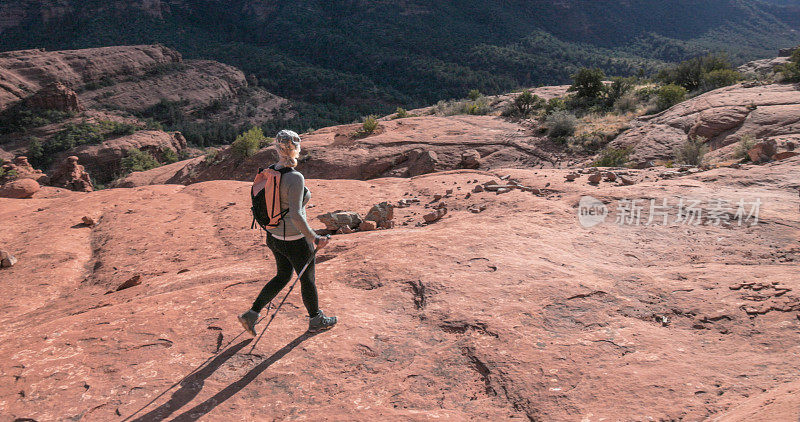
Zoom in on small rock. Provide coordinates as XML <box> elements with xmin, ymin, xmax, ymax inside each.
<box><xmin>433</xmin><ymin>194</ymin><xmax>443</xmax><ymax>201</ymax></box>
<box><xmin>748</xmin><ymin>140</ymin><xmax>777</xmax><ymax>164</ymax></box>
<box><xmin>82</xmin><ymin>216</ymin><xmax>96</xmax><ymax>226</ymax></box>
<box><xmin>465</xmin><ymin>192</ymin><xmax>471</xmax><ymax>199</ymax></box>
<box><xmin>472</xmin><ymin>184</ymin><xmax>485</xmax><ymax>193</ymax></box>
<box><xmin>460</xmin><ymin>149</ymin><xmax>481</xmax><ymax>169</ymax></box>
<box><xmin>565</xmin><ymin>173</ymin><xmax>579</xmax><ymax>181</ymax></box>
<box><xmin>773</xmin><ymin>151</ymin><xmax>799</xmax><ymax>161</ymax></box>
<box><xmin>365</xmin><ymin>202</ymin><xmax>394</xmax><ymax>226</ymax></box>
<box><xmin>603</xmin><ymin>172</ymin><xmax>617</xmax><ymax>182</ymax></box>
<box><xmin>337</xmin><ymin>226</ymin><xmax>354</xmax><ymax>234</ymax></box>
<box><xmin>1</xmin><ymin>250</ymin><xmax>17</xmax><ymax>268</ymax></box>
<box><xmin>445</xmin><ymin>189</ymin><xmax>453</xmax><ymax>196</ymax></box>
<box><xmin>318</xmin><ymin>211</ymin><xmax>363</xmax><ymax>231</ymax></box>
<box><xmin>378</xmin><ymin>220</ymin><xmax>395</xmax><ymax>229</ymax></box>
<box><xmin>116</xmin><ymin>275</ymin><xmax>142</xmax><ymax>291</ymax></box>
<box><xmin>423</xmin><ymin>207</ymin><xmax>448</xmax><ymax>223</ymax></box>
<box><xmin>469</xmin><ymin>205</ymin><xmax>487</xmax><ymax>213</ymax></box>
<box><xmin>619</xmin><ymin>176</ymin><xmax>635</xmax><ymax>186</ymax></box>
<box><xmin>588</xmin><ymin>173</ymin><xmax>602</xmax><ymax>184</ymax></box>
<box><xmin>359</xmin><ymin>220</ymin><xmax>377</xmax><ymax>231</ymax></box>
<box><xmin>496</xmin><ymin>187</ymin><xmax>511</xmax><ymax>194</ymax></box>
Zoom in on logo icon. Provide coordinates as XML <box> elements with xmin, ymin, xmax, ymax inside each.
<box><xmin>578</xmin><ymin>196</ymin><xmax>607</xmax><ymax>228</ymax></box>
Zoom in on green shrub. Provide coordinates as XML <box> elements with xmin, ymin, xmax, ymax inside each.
<box><xmin>567</xmin><ymin>132</ymin><xmax>609</xmax><ymax>155</ymax></box>
<box><xmin>614</xmin><ymin>93</ymin><xmax>639</xmax><ymax>113</ymax></box>
<box><xmin>733</xmin><ymin>134</ymin><xmax>756</xmax><ymax>160</ymax></box>
<box><xmin>395</xmin><ymin>107</ymin><xmax>410</xmax><ymax>119</ymax></box>
<box><xmin>0</xmin><ymin>163</ymin><xmax>19</xmax><ymax>182</ymax></box>
<box><xmin>231</xmin><ymin>126</ymin><xmax>264</xmax><ymax>159</ymax></box>
<box><xmin>99</xmin><ymin>120</ymin><xmax>138</xmax><ymax>137</ymax></box>
<box><xmin>674</xmin><ymin>136</ymin><xmax>708</xmax><ymax>166</ymax></box>
<box><xmin>162</xmin><ymin>147</ymin><xmax>179</xmax><ymax>164</ymax></box>
<box><xmin>120</xmin><ymin>148</ymin><xmax>160</xmax><ymax>174</ymax></box>
<box><xmin>0</xmin><ymin>106</ymin><xmax>72</xmax><ymax>135</ymax></box>
<box><xmin>700</xmin><ymin>69</ymin><xmax>742</xmax><ymax>91</ymax></box>
<box><xmin>657</xmin><ymin>53</ymin><xmax>734</xmax><ymax>92</ymax></box>
<box><xmin>593</xmin><ymin>146</ymin><xmax>633</xmax><ymax>167</ymax></box>
<box><xmin>204</xmin><ymin>149</ymin><xmax>220</xmax><ymax>165</ymax></box>
<box><xmin>468</xmin><ymin>89</ymin><xmax>482</xmax><ymax>101</ymax></box>
<box><xmin>777</xmin><ymin>49</ymin><xmax>800</xmax><ymax>83</ymax></box>
<box><xmin>569</xmin><ymin>68</ymin><xmax>606</xmax><ymax>100</ymax></box>
<box><xmin>545</xmin><ymin>97</ymin><xmax>567</xmax><ymax>114</ymax></box>
<box><xmin>605</xmin><ymin>77</ymin><xmax>633</xmax><ymax>108</ymax></box>
<box><xmin>545</xmin><ymin>111</ymin><xmax>577</xmax><ymax>139</ymax></box>
<box><xmin>502</xmin><ymin>90</ymin><xmax>543</xmax><ymax>118</ymax></box>
<box><xmin>656</xmin><ymin>84</ymin><xmax>687</xmax><ymax>111</ymax></box>
<box><xmin>353</xmin><ymin>115</ymin><xmax>379</xmax><ymax>138</ymax></box>
<box><xmin>463</xmin><ymin>98</ymin><xmax>490</xmax><ymax>115</ymax></box>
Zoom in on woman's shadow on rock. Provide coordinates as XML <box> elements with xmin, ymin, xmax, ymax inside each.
<box><xmin>131</xmin><ymin>331</ymin><xmax>319</xmax><ymax>422</ymax></box>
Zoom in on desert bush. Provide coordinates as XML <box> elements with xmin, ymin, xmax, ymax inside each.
<box><xmin>120</xmin><ymin>148</ymin><xmax>160</xmax><ymax>174</ymax></box>
<box><xmin>569</xmin><ymin>68</ymin><xmax>606</xmax><ymax>100</ymax></box>
<box><xmin>161</xmin><ymin>147</ymin><xmax>179</xmax><ymax>164</ymax></box>
<box><xmin>545</xmin><ymin>97</ymin><xmax>567</xmax><ymax>114</ymax></box>
<box><xmin>203</xmin><ymin>149</ymin><xmax>220</xmax><ymax>165</ymax></box>
<box><xmin>231</xmin><ymin>126</ymin><xmax>264</xmax><ymax>159</ymax></box>
<box><xmin>656</xmin><ymin>84</ymin><xmax>687</xmax><ymax>111</ymax></box>
<box><xmin>468</xmin><ymin>89</ymin><xmax>482</xmax><ymax>101</ymax></box>
<box><xmin>463</xmin><ymin>98</ymin><xmax>490</xmax><ymax>115</ymax></box>
<box><xmin>394</xmin><ymin>107</ymin><xmax>410</xmax><ymax>119</ymax></box>
<box><xmin>614</xmin><ymin>93</ymin><xmax>639</xmax><ymax>113</ymax></box>
<box><xmin>0</xmin><ymin>106</ymin><xmax>72</xmax><ymax>135</ymax></box>
<box><xmin>353</xmin><ymin>115</ymin><xmax>379</xmax><ymax>138</ymax></box>
<box><xmin>0</xmin><ymin>161</ymin><xmax>19</xmax><ymax>182</ymax></box>
<box><xmin>674</xmin><ymin>136</ymin><xmax>708</xmax><ymax>166</ymax></box>
<box><xmin>657</xmin><ymin>53</ymin><xmax>734</xmax><ymax>92</ymax></box>
<box><xmin>605</xmin><ymin>77</ymin><xmax>634</xmax><ymax>108</ymax></box>
<box><xmin>700</xmin><ymin>69</ymin><xmax>742</xmax><ymax>91</ymax></box>
<box><xmin>545</xmin><ymin>111</ymin><xmax>577</xmax><ymax>139</ymax></box>
<box><xmin>502</xmin><ymin>90</ymin><xmax>544</xmax><ymax>118</ymax></box>
<box><xmin>733</xmin><ymin>134</ymin><xmax>757</xmax><ymax>160</ymax></box>
<box><xmin>567</xmin><ymin>132</ymin><xmax>609</xmax><ymax>155</ymax></box>
<box><xmin>777</xmin><ymin>49</ymin><xmax>800</xmax><ymax>83</ymax></box>
<box><xmin>593</xmin><ymin>146</ymin><xmax>633</xmax><ymax>167</ymax></box>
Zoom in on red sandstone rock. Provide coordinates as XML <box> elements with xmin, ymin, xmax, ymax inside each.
<box><xmin>23</xmin><ymin>82</ymin><xmax>83</xmax><ymax>112</ymax></box>
<box><xmin>0</xmin><ymin>178</ymin><xmax>39</xmax><ymax>198</ymax></box>
<box><xmin>49</xmin><ymin>156</ymin><xmax>93</xmax><ymax>192</ymax></box>
<box><xmin>748</xmin><ymin>140</ymin><xmax>778</xmax><ymax>164</ymax></box>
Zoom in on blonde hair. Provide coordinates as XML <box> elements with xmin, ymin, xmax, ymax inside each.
<box><xmin>275</xmin><ymin>130</ymin><xmax>301</xmax><ymax>167</ymax></box>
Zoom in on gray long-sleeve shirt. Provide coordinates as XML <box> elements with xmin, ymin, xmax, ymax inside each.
<box><xmin>266</xmin><ymin>164</ymin><xmax>317</xmax><ymax>242</ymax></box>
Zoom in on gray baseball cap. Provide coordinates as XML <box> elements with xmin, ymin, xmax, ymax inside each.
<box><xmin>275</xmin><ymin>130</ymin><xmax>301</xmax><ymax>147</ymax></box>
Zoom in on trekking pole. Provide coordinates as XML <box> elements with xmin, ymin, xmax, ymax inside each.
<box><xmin>248</xmin><ymin>244</ymin><xmax>321</xmax><ymax>353</ymax></box>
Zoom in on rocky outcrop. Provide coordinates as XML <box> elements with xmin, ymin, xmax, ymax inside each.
<box><xmin>0</xmin><ymin>177</ymin><xmax>39</xmax><ymax>198</ymax></box>
<box><xmin>52</xmin><ymin>130</ymin><xmax>186</xmax><ymax>184</ymax></box>
<box><xmin>49</xmin><ymin>156</ymin><xmax>93</xmax><ymax>192</ymax></box>
<box><xmin>610</xmin><ymin>83</ymin><xmax>800</xmax><ymax>165</ymax></box>
<box><xmin>23</xmin><ymin>82</ymin><xmax>83</xmax><ymax>112</ymax></box>
<box><xmin>0</xmin><ymin>45</ymin><xmax>181</xmax><ymax>111</ymax></box>
<box><xmin>0</xmin><ymin>45</ymin><xmax>290</xmax><ymax>127</ymax></box>
<box><xmin>1</xmin><ymin>156</ymin><xmax>48</xmax><ymax>184</ymax></box>
<box><xmin>737</xmin><ymin>57</ymin><xmax>790</xmax><ymax>76</ymax></box>
<box><xmin>123</xmin><ymin>115</ymin><xmax>555</xmax><ymax>185</ymax></box>
<box><xmin>318</xmin><ymin>211</ymin><xmax>363</xmax><ymax>232</ymax></box>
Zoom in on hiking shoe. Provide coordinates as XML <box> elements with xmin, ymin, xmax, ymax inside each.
<box><xmin>238</xmin><ymin>310</ymin><xmax>259</xmax><ymax>337</ymax></box>
<box><xmin>309</xmin><ymin>310</ymin><xmax>337</xmax><ymax>333</ymax></box>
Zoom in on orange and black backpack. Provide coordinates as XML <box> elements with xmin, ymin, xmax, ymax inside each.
<box><xmin>250</xmin><ymin>165</ymin><xmax>295</xmax><ymax>230</ymax></box>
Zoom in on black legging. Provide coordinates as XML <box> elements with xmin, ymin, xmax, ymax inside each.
<box><xmin>251</xmin><ymin>234</ymin><xmax>319</xmax><ymax>317</ymax></box>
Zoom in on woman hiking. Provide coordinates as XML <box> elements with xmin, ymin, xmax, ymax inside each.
<box><xmin>239</xmin><ymin>130</ymin><xmax>337</xmax><ymax>335</ymax></box>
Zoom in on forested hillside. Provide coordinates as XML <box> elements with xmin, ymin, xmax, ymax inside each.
<box><xmin>1</xmin><ymin>0</ymin><xmax>797</xmax><ymax>132</ymax></box>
